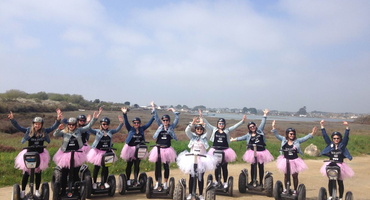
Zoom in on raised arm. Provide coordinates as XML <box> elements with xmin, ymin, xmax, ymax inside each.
<box><xmin>8</xmin><ymin>111</ymin><xmax>28</xmax><ymax>133</ymax></box>
<box><xmin>258</xmin><ymin>109</ymin><xmax>269</xmax><ymax>132</ymax></box>
<box><xmin>271</xmin><ymin>120</ymin><xmax>284</xmax><ymax>141</ymax></box>
<box><xmin>342</xmin><ymin>121</ymin><xmax>350</xmax><ymax>147</ymax></box>
<box><xmin>320</xmin><ymin>120</ymin><xmax>331</xmax><ymax>145</ymax></box>
<box><xmin>121</xmin><ymin>107</ymin><xmax>132</xmax><ymax>131</ymax></box>
<box><xmin>226</xmin><ymin>115</ymin><xmax>246</xmax><ymax>133</ymax></box>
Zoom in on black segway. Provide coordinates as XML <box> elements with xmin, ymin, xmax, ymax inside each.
<box><xmin>174</xmin><ymin>149</ymin><xmax>216</xmax><ymax>200</ymax></box>
<box><xmin>12</xmin><ymin>145</ymin><xmax>50</xmax><ymax>200</ymax></box>
<box><xmin>206</xmin><ymin>146</ymin><xmax>233</xmax><ymax>196</ymax></box>
<box><xmin>318</xmin><ymin>160</ymin><xmax>354</xmax><ymax>200</ymax></box>
<box><xmin>273</xmin><ymin>148</ymin><xmax>306</xmax><ymax>200</ymax></box>
<box><xmin>118</xmin><ymin>141</ymin><xmax>149</xmax><ymax>194</ymax></box>
<box><xmin>52</xmin><ymin>149</ymin><xmax>87</xmax><ymax>200</ymax></box>
<box><xmin>84</xmin><ymin>145</ymin><xmax>117</xmax><ymax>198</ymax></box>
<box><xmin>146</xmin><ymin>144</ymin><xmax>175</xmax><ymax>199</ymax></box>
<box><xmin>239</xmin><ymin>144</ymin><xmax>273</xmax><ymax>197</ymax></box>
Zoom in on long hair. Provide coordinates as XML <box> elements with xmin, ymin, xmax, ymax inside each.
<box><xmin>29</xmin><ymin>123</ymin><xmax>45</xmax><ymax>138</ymax></box>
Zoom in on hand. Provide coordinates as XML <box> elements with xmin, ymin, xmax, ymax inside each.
<box><xmin>58</xmin><ymin>124</ymin><xmax>65</xmax><ymax>130</ymax></box>
<box><xmin>242</xmin><ymin>115</ymin><xmax>247</xmax><ymax>121</ymax></box>
<box><xmin>168</xmin><ymin>108</ymin><xmax>176</xmax><ymax>112</ymax></box>
<box><xmin>320</xmin><ymin>120</ymin><xmax>325</xmax><ymax>127</ymax></box>
<box><xmin>86</xmin><ymin>114</ymin><xmax>92</xmax><ymax>123</ymax></box>
<box><xmin>8</xmin><ymin>111</ymin><xmax>14</xmax><ymax>120</ymax></box>
<box><xmin>311</xmin><ymin>126</ymin><xmax>318</xmax><ymax>136</ymax></box>
<box><xmin>150</xmin><ymin>101</ymin><xmax>155</xmax><ymax>109</ymax></box>
<box><xmin>118</xmin><ymin>115</ymin><xmax>124</xmax><ymax>123</ymax></box>
<box><xmin>56</xmin><ymin>108</ymin><xmax>63</xmax><ymax>120</ymax></box>
<box><xmin>263</xmin><ymin>109</ymin><xmax>269</xmax><ymax>116</ymax></box>
<box><xmin>198</xmin><ymin>109</ymin><xmax>203</xmax><ymax>118</ymax></box>
<box><xmin>272</xmin><ymin>120</ymin><xmax>276</xmax><ymax>129</ymax></box>
<box><xmin>230</xmin><ymin>137</ymin><xmax>236</xmax><ymax>142</ymax></box>
<box><xmin>343</xmin><ymin>121</ymin><xmax>348</xmax><ymax>126</ymax></box>
<box><xmin>121</xmin><ymin>107</ymin><xmax>128</xmax><ymax>114</ymax></box>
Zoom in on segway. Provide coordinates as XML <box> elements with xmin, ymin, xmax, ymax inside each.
<box><xmin>239</xmin><ymin>144</ymin><xmax>273</xmax><ymax>197</ymax></box>
<box><xmin>12</xmin><ymin>145</ymin><xmax>50</xmax><ymax>200</ymax></box>
<box><xmin>273</xmin><ymin>148</ymin><xmax>306</xmax><ymax>200</ymax></box>
<box><xmin>318</xmin><ymin>160</ymin><xmax>354</xmax><ymax>200</ymax></box>
<box><xmin>206</xmin><ymin>146</ymin><xmax>233</xmax><ymax>196</ymax></box>
<box><xmin>146</xmin><ymin>144</ymin><xmax>175</xmax><ymax>199</ymax></box>
<box><xmin>118</xmin><ymin>141</ymin><xmax>149</xmax><ymax>194</ymax></box>
<box><xmin>85</xmin><ymin>145</ymin><xmax>117</xmax><ymax>198</ymax></box>
<box><xmin>174</xmin><ymin>149</ymin><xmax>216</xmax><ymax>200</ymax></box>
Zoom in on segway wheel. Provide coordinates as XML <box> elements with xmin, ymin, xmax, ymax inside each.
<box><xmin>52</xmin><ymin>182</ymin><xmax>61</xmax><ymax>200</ymax></box>
<box><xmin>318</xmin><ymin>187</ymin><xmax>327</xmax><ymax>200</ymax></box>
<box><xmin>173</xmin><ymin>181</ymin><xmax>184</xmax><ymax>200</ymax></box>
<box><xmin>118</xmin><ymin>173</ymin><xmax>127</xmax><ymax>195</ymax></box>
<box><xmin>207</xmin><ymin>174</ymin><xmax>213</xmax><ymax>185</ymax></box>
<box><xmin>205</xmin><ymin>188</ymin><xmax>216</xmax><ymax>200</ymax></box>
<box><xmin>146</xmin><ymin>176</ymin><xmax>153</xmax><ymax>198</ymax></box>
<box><xmin>41</xmin><ymin>182</ymin><xmax>50</xmax><ymax>200</ymax></box>
<box><xmin>273</xmin><ymin>180</ymin><xmax>283</xmax><ymax>200</ymax></box>
<box><xmin>12</xmin><ymin>184</ymin><xmax>20</xmax><ymax>200</ymax></box>
<box><xmin>51</xmin><ymin>167</ymin><xmax>62</xmax><ymax>192</ymax></box>
<box><xmin>85</xmin><ymin>174</ymin><xmax>92</xmax><ymax>198</ymax></box>
<box><xmin>80</xmin><ymin>181</ymin><xmax>87</xmax><ymax>200</ymax></box>
<box><xmin>238</xmin><ymin>172</ymin><xmax>247</xmax><ymax>193</ymax></box>
<box><xmin>107</xmin><ymin>175</ymin><xmax>116</xmax><ymax>197</ymax></box>
<box><xmin>345</xmin><ymin>191</ymin><xmax>354</xmax><ymax>200</ymax></box>
<box><xmin>264</xmin><ymin>175</ymin><xmax>274</xmax><ymax>197</ymax></box>
<box><xmin>139</xmin><ymin>172</ymin><xmax>147</xmax><ymax>193</ymax></box>
<box><xmin>297</xmin><ymin>184</ymin><xmax>306</xmax><ymax>200</ymax></box>
<box><xmin>168</xmin><ymin>177</ymin><xmax>175</xmax><ymax>198</ymax></box>
<box><xmin>227</xmin><ymin>176</ymin><xmax>233</xmax><ymax>196</ymax></box>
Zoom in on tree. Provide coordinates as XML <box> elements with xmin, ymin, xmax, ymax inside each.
<box><xmin>124</xmin><ymin>101</ymin><xmax>130</xmax><ymax>106</ymax></box>
<box><xmin>93</xmin><ymin>99</ymin><xmax>100</xmax><ymax>104</ymax></box>
<box><xmin>3</xmin><ymin>89</ymin><xmax>28</xmax><ymax>100</ymax></box>
<box><xmin>249</xmin><ymin>107</ymin><xmax>257</xmax><ymax>114</ymax></box>
<box><xmin>242</xmin><ymin>107</ymin><xmax>248</xmax><ymax>113</ymax></box>
<box><xmin>296</xmin><ymin>106</ymin><xmax>307</xmax><ymax>116</ymax></box>
<box><xmin>175</xmin><ymin>104</ymin><xmax>182</xmax><ymax>110</ymax></box>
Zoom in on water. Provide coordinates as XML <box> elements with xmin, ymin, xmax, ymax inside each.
<box><xmin>202</xmin><ymin>113</ymin><xmax>353</xmax><ymax>122</ymax></box>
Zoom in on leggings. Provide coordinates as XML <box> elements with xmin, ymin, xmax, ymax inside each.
<box><xmin>61</xmin><ymin>167</ymin><xmax>80</xmax><ymax>193</ymax></box>
<box><xmin>284</xmin><ymin>173</ymin><xmax>298</xmax><ymax>191</ymax></box>
<box><xmin>250</xmin><ymin>163</ymin><xmax>264</xmax><ymax>184</ymax></box>
<box><xmin>22</xmin><ymin>172</ymin><xmax>42</xmax><ymax>190</ymax></box>
<box><xmin>189</xmin><ymin>173</ymin><xmax>205</xmax><ymax>195</ymax></box>
<box><xmin>155</xmin><ymin>162</ymin><xmax>169</xmax><ymax>181</ymax></box>
<box><xmin>215</xmin><ymin>162</ymin><xmax>228</xmax><ymax>183</ymax></box>
<box><xmin>126</xmin><ymin>159</ymin><xmax>141</xmax><ymax>180</ymax></box>
<box><xmin>93</xmin><ymin>165</ymin><xmax>108</xmax><ymax>183</ymax></box>
<box><xmin>329</xmin><ymin>180</ymin><xmax>344</xmax><ymax>198</ymax></box>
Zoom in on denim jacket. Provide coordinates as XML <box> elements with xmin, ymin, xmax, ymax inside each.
<box><xmin>272</xmin><ymin>129</ymin><xmax>313</xmax><ymax>155</ymax></box>
<box><xmin>10</xmin><ymin>119</ymin><xmax>60</xmax><ymax>144</ymax></box>
<box><xmin>54</xmin><ymin>118</ymin><xmax>97</xmax><ymax>152</ymax></box>
<box><xmin>203</xmin><ymin>117</ymin><xmax>244</xmax><ymax>144</ymax></box>
<box><xmin>185</xmin><ymin>123</ymin><xmax>213</xmax><ymax>150</ymax></box>
<box><xmin>235</xmin><ymin>116</ymin><xmax>267</xmax><ymax>145</ymax></box>
<box><xmin>320</xmin><ymin>128</ymin><xmax>352</xmax><ymax>160</ymax></box>
<box><xmin>152</xmin><ymin>109</ymin><xmax>179</xmax><ymax>141</ymax></box>
<box><xmin>90</xmin><ymin>122</ymin><xmax>124</xmax><ymax>149</ymax></box>
<box><xmin>124</xmin><ymin>113</ymin><xmax>155</xmax><ymax>144</ymax></box>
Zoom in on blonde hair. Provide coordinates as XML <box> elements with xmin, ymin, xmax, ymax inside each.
<box><xmin>29</xmin><ymin>123</ymin><xmax>45</xmax><ymax>138</ymax></box>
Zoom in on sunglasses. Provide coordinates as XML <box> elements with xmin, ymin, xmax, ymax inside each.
<box><xmin>68</xmin><ymin>124</ymin><xmax>76</xmax><ymax>126</ymax></box>
<box><xmin>162</xmin><ymin>119</ymin><xmax>169</xmax><ymax>122</ymax></box>
<box><xmin>249</xmin><ymin>125</ymin><xmax>256</xmax><ymax>128</ymax></box>
<box><xmin>79</xmin><ymin>120</ymin><xmax>86</xmax><ymax>122</ymax></box>
<box><xmin>333</xmin><ymin>137</ymin><xmax>341</xmax><ymax>140</ymax></box>
<box><xmin>133</xmin><ymin>122</ymin><xmax>140</xmax><ymax>124</ymax></box>
<box><xmin>289</xmin><ymin>133</ymin><xmax>296</xmax><ymax>135</ymax></box>
<box><xmin>218</xmin><ymin>123</ymin><xmax>225</xmax><ymax>125</ymax></box>
<box><xmin>101</xmin><ymin>124</ymin><xmax>109</xmax><ymax>126</ymax></box>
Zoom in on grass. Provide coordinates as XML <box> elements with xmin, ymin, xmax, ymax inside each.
<box><xmin>1</xmin><ymin>109</ymin><xmax>370</xmax><ymax>187</ymax></box>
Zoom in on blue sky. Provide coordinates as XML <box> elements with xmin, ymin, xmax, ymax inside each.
<box><xmin>1</xmin><ymin>0</ymin><xmax>369</xmax><ymax>114</ymax></box>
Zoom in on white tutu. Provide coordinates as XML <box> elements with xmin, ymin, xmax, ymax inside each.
<box><xmin>177</xmin><ymin>150</ymin><xmax>217</xmax><ymax>176</ymax></box>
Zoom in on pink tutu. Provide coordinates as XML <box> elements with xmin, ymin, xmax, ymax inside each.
<box><xmin>15</xmin><ymin>149</ymin><xmax>50</xmax><ymax>173</ymax></box>
<box><xmin>242</xmin><ymin>149</ymin><xmax>274</xmax><ymax>164</ymax></box>
<box><xmin>87</xmin><ymin>148</ymin><xmax>118</xmax><ymax>166</ymax></box>
<box><xmin>276</xmin><ymin>155</ymin><xmax>308</xmax><ymax>174</ymax></box>
<box><xmin>208</xmin><ymin>147</ymin><xmax>237</xmax><ymax>163</ymax></box>
<box><xmin>148</xmin><ymin>146</ymin><xmax>177</xmax><ymax>163</ymax></box>
<box><xmin>81</xmin><ymin>144</ymin><xmax>91</xmax><ymax>155</ymax></box>
<box><xmin>120</xmin><ymin>144</ymin><xmax>148</xmax><ymax>161</ymax></box>
<box><xmin>177</xmin><ymin>150</ymin><xmax>217</xmax><ymax>176</ymax></box>
<box><xmin>320</xmin><ymin>162</ymin><xmax>354</xmax><ymax>180</ymax></box>
<box><xmin>53</xmin><ymin>148</ymin><xmax>86</xmax><ymax>168</ymax></box>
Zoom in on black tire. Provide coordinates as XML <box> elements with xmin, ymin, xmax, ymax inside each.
<box><xmin>318</xmin><ymin>187</ymin><xmax>327</xmax><ymax>200</ymax></box>
<box><xmin>118</xmin><ymin>174</ymin><xmax>127</xmax><ymax>195</ymax></box>
<box><xmin>52</xmin><ymin>182</ymin><xmax>61</xmax><ymax>200</ymax></box>
<box><xmin>238</xmin><ymin>172</ymin><xmax>247</xmax><ymax>193</ymax></box>
<box><xmin>12</xmin><ymin>184</ymin><xmax>20</xmax><ymax>200</ymax></box>
<box><xmin>41</xmin><ymin>182</ymin><xmax>50</xmax><ymax>200</ymax></box>
<box><xmin>85</xmin><ymin>175</ymin><xmax>92</xmax><ymax>199</ymax></box>
<box><xmin>51</xmin><ymin>167</ymin><xmax>62</xmax><ymax>192</ymax></box>
<box><xmin>173</xmin><ymin>181</ymin><xmax>184</xmax><ymax>200</ymax></box>
<box><xmin>273</xmin><ymin>180</ymin><xmax>283</xmax><ymax>200</ymax></box>
<box><xmin>139</xmin><ymin>172</ymin><xmax>147</xmax><ymax>193</ymax></box>
<box><xmin>264</xmin><ymin>176</ymin><xmax>274</xmax><ymax>197</ymax></box>
<box><xmin>207</xmin><ymin>174</ymin><xmax>213</xmax><ymax>185</ymax></box>
<box><xmin>227</xmin><ymin>176</ymin><xmax>233</xmax><ymax>196</ymax></box>
<box><xmin>297</xmin><ymin>184</ymin><xmax>306</xmax><ymax>200</ymax></box>
<box><xmin>146</xmin><ymin>176</ymin><xmax>153</xmax><ymax>198</ymax></box>
<box><xmin>107</xmin><ymin>175</ymin><xmax>116</xmax><ymax>197</ymax></box>
<box><xmin>80</xmin><ymin>181</ymin><xmax>87</xmax><ymax>200</ymax></box>
<box><xmin>168</xmin><ymin>177</ymin><xmax>175</xmax><ymax>198</ymax></box>
<box><xmin>345</xmin><ymin>191</ymin><xmax>354</xmax><ymax>200</ymax></box>
<box><xmin>205</xmin><ymin>188</ymin><xmax>216</xmax><ymax>200</ymax></box>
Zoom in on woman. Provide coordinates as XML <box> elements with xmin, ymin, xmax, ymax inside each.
<box><xmin>53</xmin><ymin>108</ymin><xmax>101</xmax><ymax>194</ymax></box>
<box><xmin>120</xmin><ymin>107</ymin><xmax>155</xmax><ymax>186</ymax></box>
<box><xmin>204</xmin><ymin>113</ymin><xmax>246</xmax><ymax>188</ymax></box>
<box><xmin>271</xmin><ymin>120</ymin><xmax>317</xmax><ymax>195</ymax></box>
<box><xmin>8</xmin><ymin>109</ymin><xmax>62</xmax><ymax>198</ymax></box>
<box><xmin>177</xmin><ymin>116</ymin><xmax>217</xmax><ymax>200</ymax></box>
<box><xmin>320</xmin><ymin>120</ymin><xmax>354</xmax><ymax>200</ymax></box>
<box><xmin>231</xmin><ymin>109</ymin><xmax>274</xmax><ymax>187</ymax></box>
<box><xmin>148</xmin><ymin>101</ymin><xmax>179</xmax><ymax>190</ymax></box>
<box><xmin>87</xmin><ymin>111</ymin><xmax>124</xmax><ymax>189</ymax></box>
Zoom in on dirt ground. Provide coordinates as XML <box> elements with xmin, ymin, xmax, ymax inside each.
<box><xmin>1</xmin><ymin>156</ymin><xmax>368</xmax><ymax>200</ymax></box>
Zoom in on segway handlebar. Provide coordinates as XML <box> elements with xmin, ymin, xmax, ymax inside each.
<box><xmin>211</xmin><ymin>146</ymin><xmax>229</xmax><ymax>150</ymax></box>
<box><xmin>23</xmin><ymin>145</ymin><xmax>47</xmax><ymax>150</ymax></box>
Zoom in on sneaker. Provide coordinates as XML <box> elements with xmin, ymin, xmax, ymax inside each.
<box><xmin>327</xmin><ymin>197</ymin><xmax>333</xmax><ymax>200</ymax></box>
<box><xmin>199</xmin><ymin>195</ymin><xmax>204</xmax><ymax>200</ymax></box>
<box><xmin>93</xmin><ymin>183</ymin><xmax>97</xmax><ymax>189</ymax></box>
<box><xmin>127</xmin><ymin>180</ymin><xmax>131</xmax><ymax>186</ymax></box>
<box><xmin>186</xmin><ymin>194</ymin><xmax>192</xmax><ymax>200</ymax></box>
<box><xmin>35</xmin><ymin>190</ymin><xmax>41</xmax><ymax>197</ymax></box>
<box><xmin>163</xmin><ymin>182</ymin><xmax>168</xmax><ymax>190</ymax></box>
<box><xmin>282</xmin><ymin>189</ymin><xmax>287</xmax><ymax>194</ymax></box>
<box><xmin>292</xmin><ymin>190</ymin><xmax>297</xmax><ymax>196</ymax></box>
<box><xmin>104</xmin><ymin>183</ymin><xmax>110</xmax><ymax>188</ymax></box>
<box><xmin>223</xmin><ymin>182</ymin><xmax>228</xmax><ymax>188</ymax></box>
<box><xmin>20</xmin><ymin>191</ymin><xmax>25</xmax><ymax>198</ymax></box>
<box><xmin>339</xmin><ymin>199</ymin><xmax>343</xmax><ymax>200</ymax></box>
<box><xmin>154</xmin><ymin>182</ymin><xmax>159</xmax><ymax>190</ymax></box>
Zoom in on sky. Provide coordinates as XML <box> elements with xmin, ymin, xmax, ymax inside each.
<box><xmin>1</xmin><ymin>0</ymin><xmax>369</xmax><ymax>114</ymax></box>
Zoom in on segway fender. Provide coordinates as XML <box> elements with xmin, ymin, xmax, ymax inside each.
<box><xmin>264</xmin><ymin>171</ymin><xmax>273</xmax><ymax>178</ymax></box>
<box><xmin>241</xmin><ymin>168</ymin><xmax>248</xmax><ymax>176</ymax></box>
